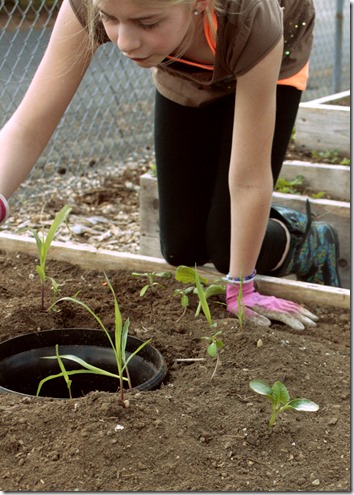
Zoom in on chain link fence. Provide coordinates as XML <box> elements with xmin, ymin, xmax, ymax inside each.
<box><xmin>0</xmin><ymin>0</ymin><xmax>350</xmax><ymax>174</ymax></box>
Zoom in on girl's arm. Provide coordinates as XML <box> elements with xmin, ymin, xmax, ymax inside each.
<box><xmin>228</xmin><ymin>38</ymin><xmax>284</xmax><ymax>278</ymax></box>
<box><xmin>0</xmin><ymin>0</ymin><xmax>96</xmax><ymax>198</ymax></box>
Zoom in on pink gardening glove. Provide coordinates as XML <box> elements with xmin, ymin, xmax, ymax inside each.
<box><xmin>0</xmin><ymin>194</ymin><xmax>10</xmax><ymax>225</ymax></box>
<box><xmin>226</xmin><ymin>280</ymin><xmax>318</xmax><ymax>330</ymax></box>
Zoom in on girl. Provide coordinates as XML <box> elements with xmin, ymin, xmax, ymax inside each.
<box><xmin>0</xmin><ymin>0</ymin><xmax>340</xmax><ymax>330</ymax></box>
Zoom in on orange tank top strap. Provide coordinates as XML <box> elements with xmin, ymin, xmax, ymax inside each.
<box><xmin>166</xmin><ymin>8</ymin><xmax>218</xmax><ymax>71</ymax></box>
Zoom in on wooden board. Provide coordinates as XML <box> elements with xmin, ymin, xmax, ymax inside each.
<box><xmin>295</xmin><ymin>90</ymin><xmax>350</xmax><ymax>154</ymax></box>
<box><xmin>139</xmin><ymin>173</ymin><xmax>350</xmax><ymax>289</ymax></box>
<box><xmin>280</xmin><ymin>161</ymin><xmax>350</xmax><ymax>201</ymax></box>
<box><xmin>0</xmin><ymin>233</ymin><xmax>349</xmax><ymax>309</ymax></box>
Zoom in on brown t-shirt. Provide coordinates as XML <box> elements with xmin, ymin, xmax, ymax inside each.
<box><xmin>69</xmin><ymin>0</ymin><xmax>315</xmax><ymax>107</ymax></box>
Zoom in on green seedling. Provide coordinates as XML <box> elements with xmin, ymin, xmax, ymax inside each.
<box><xmin>236</xmin><ymin>277</ymin><xmax>245</xmax><ymax>330</ymax></box>
<box><xmin>47</xmin><ymin>276</ymin><xmax>62</xmax><ymax>311</ymax></box>
<box><xmin>193</xmin><ymin>265</ymin><xmax>218</xmax><ymax>329</ymax></box>
<box><xmin>37</xmin><ymin>273</ymin><xmax>151</xmax><ymax>404</ymax></box>
<box><xmin>311</xmin><ymin>149</ymin><xmax>350</xmax><ymax>166</ymax></box>
<box><xmin>31</xmin><ymin>204</ymin><xmax>72</xmax><ymax>310</ymax></box>
<box><xmin>149</xmin><ymin>162</ymin><xmax>157</xmax><ymax>177</ymax></box>
<box><xmin>173</xmin><ymin>286</ymin><xmax>194</xmax><ymax>321</ymax></box>
<box><xmin>275</xmin><ymin>175</ymin><xmax>304</xmax><ymax>195</ymax></box>
<box><xmin>249</xmin><ymin>379</ymin><xmax>319</xmax><ymax>427</ymax></box>
<box><xmin>201</xmin><ymin>329</ymin><xmax>224</xmax><ymax>379</ymax></box>
<box><xmin>132</xmin><ymin>271</ymin><xmax>171</xmax><ymax>297</ymax></box>
<box><xmin>175</xmin><ymin>265</ymin><xmax>225</xmax><ymax>319</ymax></box>
<box><xmin>311</xmin><ymin>191</ymin><xmax>326</xmax><ymax>199</ymax></box>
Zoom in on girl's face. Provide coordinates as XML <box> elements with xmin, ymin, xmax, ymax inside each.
<box><xmin>97</xmin><ymin>0</ymin><xmax>196</xmax><ymax>67</ymax></box>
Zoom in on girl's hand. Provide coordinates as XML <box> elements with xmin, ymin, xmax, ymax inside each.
<box><xmin>0</xmin><ymin>194</ymin><xmax>10</xmax><ymax>225</ymax></box>
<box><xmin>226</xmin><ymin>281</ymin><xmax>319</xmax><ymax>331</ymax></box>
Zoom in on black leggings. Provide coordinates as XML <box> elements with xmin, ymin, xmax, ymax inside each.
<box><xmin>154</xmin><ymin>85</ymin><xmax>302</xmax><ymax>274</ymax></box>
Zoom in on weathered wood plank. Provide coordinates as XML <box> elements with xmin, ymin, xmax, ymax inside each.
<box><xmin>295</xmin><ymin>91</ymin><xmax>350</xmax><ymax>154</ymax></box>
<box><xmin>280</xmin><ymin>161</ymin><xmax>350</xmax><ymax>201</ymax></box>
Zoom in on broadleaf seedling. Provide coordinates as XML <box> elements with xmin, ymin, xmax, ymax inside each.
<box><xmin>249</xmin><ymin>379</ymin><xmax>319</xmax><ymax>427</ymax></box>
<box><xmin>38</xmin><ymin>273</ymin><xmax>151</xmax><ymax>404</ymax></box>
<box><xmin>31</xmin><ymin>204</ymin><xmax>72</xmax><ymax>310</ymax></box>
<box><xmin>132</xmin><ymin>271</ymin><xmax>171</xmax><ymax>297</ymax></box>
<box><xmin>201</xmin><ymin>329</ymin><xmax>224</xmax><ymax>379</ymax></box>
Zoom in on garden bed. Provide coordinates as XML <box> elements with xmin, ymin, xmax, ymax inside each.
<box><xmin>295</xmin><ymin>90</ymin><xmax>350</xmax><ymax>154</ymax></box>
<box><xmin>140</xmin><ymin>169</ymin><xmax>351</xmax><ymax>289</ymax></box>
<box><xmin>0</xmin><ymin>242</ymin><xmax>350</xmax><ymax>492</ymax></box>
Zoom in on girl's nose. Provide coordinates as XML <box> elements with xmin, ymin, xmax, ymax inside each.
<box><xmin>116</xmin><ymin>24</ymin><xmax>141</xmax><ymax>55</ymax></box>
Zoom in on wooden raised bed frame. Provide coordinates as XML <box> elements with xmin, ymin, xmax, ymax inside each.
<box><xmin>295</xmin><ymin>90</ymin><xmax>350</xmax><ymax>155</ymax></box>
<box><xmin>139</xmin><ymin>167</ymin><xmax>350</xmax><ymax>289</ymax></box>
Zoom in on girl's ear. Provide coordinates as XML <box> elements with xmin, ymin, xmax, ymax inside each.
<box><xmin>194</xmin><ymin>0</ymin><xmax>209</xmax><ymax>14</ymax></box>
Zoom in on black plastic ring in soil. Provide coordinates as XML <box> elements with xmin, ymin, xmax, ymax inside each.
<box><xmin>0</xmin><ymin>328</ymin><xmax>167</xmax><ymax>399</ymax></box>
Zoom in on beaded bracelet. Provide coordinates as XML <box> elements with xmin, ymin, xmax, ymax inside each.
<box><xmin>223</xmin><ymin>270</ymin><xmax>256</xmax><ymax>285</ymax></box>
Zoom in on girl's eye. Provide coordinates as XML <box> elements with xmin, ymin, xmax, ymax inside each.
<box><xmin>137</xmin><ymin>21</ymin><xmax>160</xmax><ymax>30</ymax></box>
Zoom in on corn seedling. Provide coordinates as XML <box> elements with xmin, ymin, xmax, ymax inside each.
<box><xmin>37</xmin><ymin>273</ymin><xmax>151</xmax><ymax>404</ymax></box>
<box><xmin>175</xmin><ymin>265</ymin><xmax>225</xmax><ymax>318</ymax></box>
<box><xmin>47</xmin><ymin>276</ymin><xmax>62</xmax><ymax>312</ymax></box>
<box><xmin>31</xmin><ymin>204</ymin><xmax>72</xmax><ymax>310</ymax></box>
<box><xmin>249</xmin><ymin>379</ymin><xmax>319</xmax><ymax>427</ymax></box>
<box><xmin>235</xmin><ymin>277</ymin><xmax>246</xmax><ymax>330</ymax></box>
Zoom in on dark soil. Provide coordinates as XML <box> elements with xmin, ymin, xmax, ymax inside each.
<box><xmin>0</xmin><ymin>250</ymin><xmax>350</xmax><ymax>492</ymax></box>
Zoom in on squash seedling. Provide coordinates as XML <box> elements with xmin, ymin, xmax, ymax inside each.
<box><xmin>38</xmin><ymin>273</ymin><xmax>151</xmax><ymax>405</ymax></box>
<box><xmin>31</xmin><ymin>204</ymin><xmax>72</xmax><ymax>310</ymax></box>
<box><xmin>249</xmin><ymin>379</ymin><xmax>319</xmax><ymax>427</ymax></box>
<box><xmin>173</xmin><ymin>286</ymin><xmax>194</xmax><ymax>322</ymax></box>
<box><xmin>201</xmin><ymin>329</ymin><xmax>224</xmax><ymax>379</ymax></box>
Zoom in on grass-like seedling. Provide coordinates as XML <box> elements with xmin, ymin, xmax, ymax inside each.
<box><xmin>193</xmin><ymin>265</ymin><xmax>217</xmax><ymax>329</ymax></box>
<box><xmin>236</xmin><ymin>277</ymin><xmax>245</xmax><ymax>330</ymax></box>
<box><xmin>132</xmin><ymin>271</ymin><xmax>171</xmax><ymax>297</ymax></box>
<box><xmin>249</xmin><ymin>379</ymin><xmax>319</xmax><ymax>427</ymax></box>
<box><xmin>38</xmin><ymin>273</ymin><xmax>151</xmax><ymax>404</ymax></box>
<box><xmin>31</xmin><ymin>204</ymin><xmax>72</xmax><ymax>310</ymax></box>
<box><xmin>175</xmin><ymin>265</ymin><xmax>225</xmax><ymax>319</ymax></box>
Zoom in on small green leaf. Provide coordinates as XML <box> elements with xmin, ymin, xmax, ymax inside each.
<box><xmin>249</xmin><ymin>379</ymin><xmax>274</xmax><ymax>399</ymax></box>
<box><xmin>181</xmin><ymin>294</ymin><xmax>189</xmax><ymax>308</ymax></box>
<box><xmin>204</xmin><ymin>284</ymin><xmax>226</xmax><ymax>298</ymax></box>
<box><xmin>207</xmin><ymin>342</ymin><xmax>217</xmax><ymax>358</ymax></box>
<box><xmin>175</xmin><ymin>265</ymin><xmax>208</xmax><ymax>285</ymax></box>
<box><xmin>272</xmin><ymin>381</ymin><xmax>290</xmax><ymax>405</ymax></box>
<box><xmin>215</xmin><ymin>340</ymin><xmax>224</xmax><ymax>349</ymax></box>
<box><xmin>287</xmin><ymin>399</ymin><xmax>319</xmax><ymax>412</ymax></box>
<box><xmin>140</xmin><ymin>285</ymin><xmax>149</xmax><ymax>297</ymax></box>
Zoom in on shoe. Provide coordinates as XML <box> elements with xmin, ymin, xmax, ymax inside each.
<box><xmin>270</xmin><ymin>200</ymin><xmax>341</xmax><ymax>287</ymax></box>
